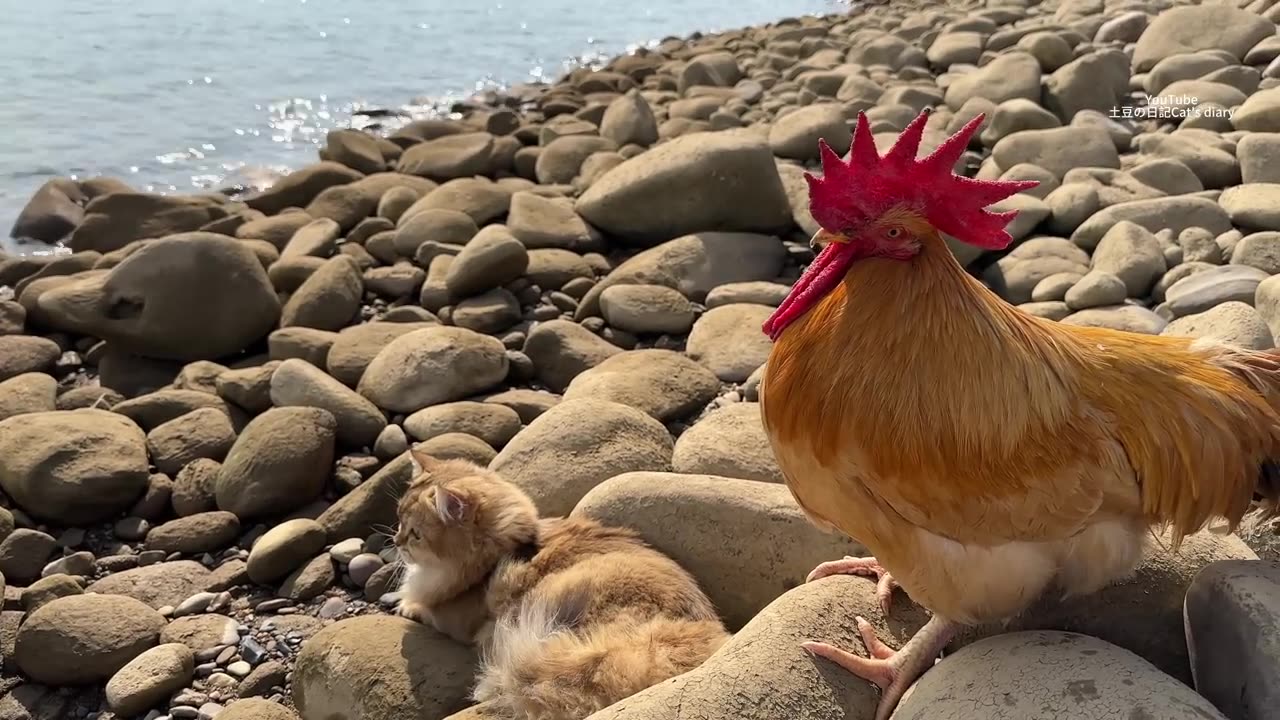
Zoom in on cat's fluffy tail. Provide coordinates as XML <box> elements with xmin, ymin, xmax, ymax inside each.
<box><xmin>472</xmin><ymin>591</ymin><xmax>728</xmax><ymax>720</ymax></box>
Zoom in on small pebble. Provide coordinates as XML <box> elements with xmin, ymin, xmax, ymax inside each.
<box><xmin>139</xmin><ymin>550</ymin><xmax>167</xmax><ymax>566</ymax></box>
<box><xmin>56</xmin><ymin>528</ymin><xmax>86</xmax><ymax>548</ymax></box>
<box><xmin>319</xmin><ymin>597</ymin><xmax>347</xmax><ymax>618</ymax></box>
<box><xmin>96</xmin><ymin>554</ymin><xmax>140</xmax><ymax>573</ymax></box>
<box><xmin>171</xmin><ymin>691</ymin><xmax>208</xmax><ymax>707</ymax></box>
<box><xmin>226</xmin><ymin>660</ymin><xmax>252</xmax><ymax>677</ymax></box>
<box><xmin>329</xmin><ymin>538</ymin><xmax>364</xmax><ymax>564</ymax></box>
<box><xmin>215</xmin><ymin>646</ymin><xmax>237</xmax><ymax>665</ymax></box>
<box><xmin>173</xmin><ymin>591</ymin><xmax>217</xmax><ymax>617</ymax></box>
<box><xmin>255</xmin><ymin>598</ymin><xmax>292</xmax><ymax>613</ymax></box>
<box><xmin>334</xmin><ymin>466</ymin><xmax>362</xmax><ymax>493</ymax></box>
<box><xmin>362</xmin><ymin>534</ymin><xmax>388</xmax><ymax>554</ymax></box>
<box><xmin>42</xmin><ymin>550</ymin><xmax>95</xmax><ymax>578</ymax></box>
<box><xmin>114</xmin><ymin>517</ymin><xmax>150</xmax><ymax>541</ymax></box>
<box><xmin>348</xmin><ymin>553</ymin><xmax>385</xmax><ymax>587</ymax></box>
<box><xmin>170</xmin><ymin>706</ymin><xmax>199</xmax><ymax>719</ymax></box>
<box><xmin>207</xmin><ymin>591</ymin><xmax>232</xmax><ymax>613</ymax></box>
<box><xmin>195</xmin><ymin>645</ymin><xmax>227</xmax><ymax>663</ymax></box>
<box><xmin>240</xmin><ymin>636</ymin><xmax>268</xmax><ymax>665</ymax></box>
<box><xmin>206</xmin><ymin>673</ymin><xmax>237</xmax><ymax>690</ymax></box>
<box><xmin>197</xmin><ymin>703</ymin><xmax>224</xmax><ymax>720</ymax></box>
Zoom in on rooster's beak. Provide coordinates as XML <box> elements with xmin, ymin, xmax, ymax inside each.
<box><xmin>809</xmin><ymin>229</ymin><xmax>844</xmax><ymax>252</ymax></box>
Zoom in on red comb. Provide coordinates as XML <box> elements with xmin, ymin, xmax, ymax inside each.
<box><xmin>804</xmin><ymin>110</ymin><xmax>1038</xmax><ymax>250</ymax></box>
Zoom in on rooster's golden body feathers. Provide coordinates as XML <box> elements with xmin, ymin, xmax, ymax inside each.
<box><xmin>761</xmin><ymin>229</ymin><xmax>1280</xmax><ymax>624</ymax></box>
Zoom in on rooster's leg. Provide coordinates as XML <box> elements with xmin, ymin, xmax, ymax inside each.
<box><xmin>803</xmin><ymin>614</ymin><xmax>957</xmax><ymax>720</ymax></box>
<box><xmin>806</xmin><ymin>556</ymin><xmax>900</xmax><ymax>616</ymax></box>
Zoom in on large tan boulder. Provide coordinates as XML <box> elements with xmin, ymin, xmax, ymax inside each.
<box><xmin>586</xmin><ymin>576</ymin><xmax>928</xmax><ymax>720</ymax></box>
<box><xmin>573</xmin><ymin>472</ymin><xmax>865</xmax><ymax>629</ymax></box>
<box><xmin>576</xmin><ymin>131</ymin><xmax>792</xmax><ymax>246</ymax></box>
<box><xmin>897</xmin><ymin>631</ymin><xmax>1228</xmax><ymax>719</ymax></box>
<box><xmin>37</xmin><ymin>233</ymin><xmax>280</xmax><ymax>361</ymax></box>
<box><xmin>492</xmin><ymin>400</ymin><xmax>673</xmax><ymax>517</ymax></box>
<box><xmin>293</xmin><ymin>615</ymin><xmax>477</xmax><ymax>720</ymax></box>
<box><xmin>0</xmin><ymin>409</ymin><xmax>148</xmax><ymax>524</ymax></box>
<box><xmin>16</xmin><ymin>594</ymin><xmax>166</xmax><ymax>684</ymax></box>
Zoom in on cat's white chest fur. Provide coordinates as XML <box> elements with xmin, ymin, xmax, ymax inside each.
<box><xmin>400</xmin><ymin>561</ymin><xmax>450</xmax><ymax>596</ymax></box>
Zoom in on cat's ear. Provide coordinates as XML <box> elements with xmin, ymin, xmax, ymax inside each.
<box><xmin>409</xmin><ymin>447</ymin><xmax>439</xmax><ymax>476</ymax></box>
<box><xmin>434</xmin><ymin>486</ymin><xmax>470</xmax><ymax>525</ymax></box>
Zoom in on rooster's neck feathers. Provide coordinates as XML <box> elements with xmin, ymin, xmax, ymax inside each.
<box><xmin>805</xmin><ymin>110</ymin><xmax>1038</xmax><ymax>251</ymax></box>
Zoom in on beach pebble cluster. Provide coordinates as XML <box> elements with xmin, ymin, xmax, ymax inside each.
<box><xmin>4</xmin><ymin>0</ymin><xmax>1280</xmax><ymax>718</ymax></box>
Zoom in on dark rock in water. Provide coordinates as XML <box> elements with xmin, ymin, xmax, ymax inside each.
<box><xmin>37</xmin><ymin>233</ymin><xmax>280</xmax><ymax>361</ymax></box>
<box><xmin>352</xmin><ymin>108</ymin><xmax>408</xmax><ymax>118</ymax></box>
<box><xmin>10</xmin><ymin>178</ymin><xmax>85</xmax><ymax>243</ymax></box>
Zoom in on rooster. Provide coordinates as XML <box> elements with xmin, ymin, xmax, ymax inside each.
<box><xmin>759</xmin><ymin>108</ymin><xmax>1280</xmax><ymax>720</ymax></box>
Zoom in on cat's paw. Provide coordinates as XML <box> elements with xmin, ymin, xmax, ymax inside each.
<box><xmin>396</xmin><ymin>600</ymin><xmax>428</xmax><ymax>624</ymax></box>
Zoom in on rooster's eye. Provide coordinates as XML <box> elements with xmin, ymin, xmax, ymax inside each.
<box><xmin>886</xmin><ymin>227</ymin><xmax>903</xmax><ymax>239</ymax></box>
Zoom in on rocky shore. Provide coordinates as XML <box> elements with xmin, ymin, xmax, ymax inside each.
<box><xmin>4</xmin><ymin>0</ymin><xmax>1280</xmax><ymax>718</ymax></box>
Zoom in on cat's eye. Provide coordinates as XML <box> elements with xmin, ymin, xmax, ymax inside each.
<box><xmin>408</xmin><ymin>528</ymin><xmax>421</xmax><ymax>540</ymax></box>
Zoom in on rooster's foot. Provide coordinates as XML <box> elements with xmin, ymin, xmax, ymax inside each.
<box><xmin>806</xmin><ymin>556</ymin><xmax>899</xmax><ymax>616</ymax></box>
<box><xmin>802</xmin><ymin>615</ymin><xmax>957</xmax><ymax>720</ymax></box>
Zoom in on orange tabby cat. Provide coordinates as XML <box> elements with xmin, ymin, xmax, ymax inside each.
<box><xmin>394</xmin><ymin>449</ymin><xmax>728</xmax><ymax>720</ymax></box>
